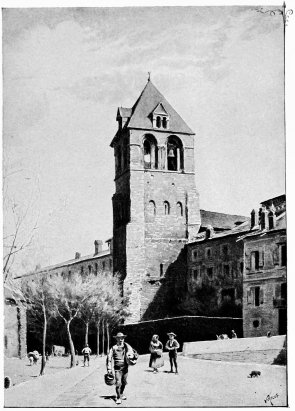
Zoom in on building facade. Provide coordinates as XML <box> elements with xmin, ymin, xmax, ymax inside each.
<box><xmin>243</xmin><ymin>196</ymin><xmax>286</xmax><ymax>337</ymax></box>
<box><xmin>4</xmin><ymin>284</ymin><xmax>27</xmax><ymax>358</ymax></box>
<box><xmin>16</xmin><ymin>239</ymin><xmax>113</xmax><ymax>281</ymax></box>
<box><xmin>13</xmin><ymin>79</ymin><xmax>286</xmax><ymax>344</ymax></box>
<box><xmin>111</xmin><ymin>79</ymin><xmax>201</xmax><ymax>322</ymax></box>
<box><xmin>184</xmin><ymin>215</ymin><xmax>250</xmax><ymax>319</ymax></box>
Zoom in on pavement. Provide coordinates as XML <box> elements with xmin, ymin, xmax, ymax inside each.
<box><xmin>4</xmin><ymin>352</ymin><xmax>287</xmax><ymax>407</ymax></box>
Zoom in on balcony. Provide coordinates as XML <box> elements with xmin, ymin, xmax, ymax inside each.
<box><xmin>273</xmin><ymin>298</ymin><xmax>287</xmax><ymax>308</ymax></box>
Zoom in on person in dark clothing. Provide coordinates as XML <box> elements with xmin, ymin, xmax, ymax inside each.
<box><xmin>165</xmin><ymin>332</ymin><xmax>180</xmax><ymax>374</ymax></box>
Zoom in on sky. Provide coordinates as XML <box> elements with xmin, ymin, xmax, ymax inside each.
<box><xmin>2</xmin><ymin>3</ymin><xmax>288</xmax><ymax>274</ymax></box>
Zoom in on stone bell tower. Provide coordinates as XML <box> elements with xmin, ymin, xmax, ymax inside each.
<box><xmin>111</xmin><ymin>78</ymin><xmax>201</xmax><ymax>322</ymax></box>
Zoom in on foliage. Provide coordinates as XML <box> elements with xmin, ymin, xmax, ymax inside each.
<box><xmin>48</xmin><ymin>272</ymin><xmax>91</xmax><ymax>367</ymax></box>
<box><xmin>177</xmin><ymin>281</ymin><xmax>242</xmax><ymax>318</ymax></box>
<box><xmin>21</xmin><ymin>273</ymin><xmax>55</xmax><ymax>375</ymax></box>
<box><xmin>91</xmin><ymin>272</ymin><xmax>131</xmax><ymax>354</ymax></box>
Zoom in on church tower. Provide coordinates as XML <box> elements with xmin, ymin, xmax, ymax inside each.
<box><xmin>111</xmin><ymin>79</ymin><xmax>201</xmax><ymax>322</ymax></box>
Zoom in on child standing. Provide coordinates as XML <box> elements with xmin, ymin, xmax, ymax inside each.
<box><xmin>165</xmin><ymin>332</ymin><xmax>180</xmax><ymax>374</ymax></box>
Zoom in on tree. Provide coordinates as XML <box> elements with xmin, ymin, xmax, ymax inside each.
<box><xmin>93</xmin><ymin>272</ymin><xmax>131</xmax><ymax>354</ymax></box>
<box><xmin>78</xmin><ymin>274</ymin><xmax>106</xmax><ymax>346</ymax></box>
<box><xmin>3</xmin><ymin>158</ymin><xmax>66</xmax><ymax>283</ymax></box>
<box><xmin>49</xmin><ymin>273</ymin><xmax>92</xmax><ymax>368</ymax></box>
<box><xmin>21</xmin><ymin>273</ymin><xmax>54</xmax><ymax>376</ymax></box>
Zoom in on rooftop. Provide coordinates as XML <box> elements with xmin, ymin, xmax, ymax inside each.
<box><xmin>115</xmin><ymin>80</ymin><xmax>195</xmax><ymax>137</ymax></box>
<box><xmin>200</xmin><ymin>209</ymin><xmax>249</xmax><ymax>230</ymax></box>
<box><xmin>15</xmin><ymin>249</ymin><xmax>111</xmax><ymax>279</ymax></box>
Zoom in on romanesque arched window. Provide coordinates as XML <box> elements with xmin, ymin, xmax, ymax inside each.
<box><xmin>176</xmin><ymin>202</ymin><xmax>183</xmax><ymax>216</ymax></box>
<box><xmin>162</xmin><ymin>117</ymin><xmax>167</xmax><ymax>129</ymax></box>
<box><xmin>167</xmin><ymin>136</ymin><xmax>184</xmax><ymax>171</ymax></box>
<box><xmin>156</xmin><ymin>116</ymin><xmax>161</xmax><ymax>128</ymax></box>
<box><xmin>164</xmin><ymin>201</ymin><xmax>170</xmax><ymax>215</ymax></box>
<box><xmin>147</xmin><ymin>200</ymin><xmax>156</xmax><ymax>216</ymax></box>
<box><xmin>143</xmin><ymin>134</ymin><xmax>158</xmax><ymax>169</ymax></box>
<box><xmin>144</xmin><ymin>140</ymin><xmax>151</xmax><ymax>168</ymax></box>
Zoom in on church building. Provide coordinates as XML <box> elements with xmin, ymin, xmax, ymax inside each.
<box><xmin>12</xmin><ymin>79</ymin><xmax>285</xmax><ymax>356</ymax></box>
<box><xmin>111</xmin><ymin>79</ymin><xmax>201</xmax><ymax>322</ymax></box>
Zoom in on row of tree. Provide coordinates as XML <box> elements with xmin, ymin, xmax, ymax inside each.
<box><xmin>21</xmin><ymin>270</ymin><xmax>130</xmax><ymax>376</ymax></box>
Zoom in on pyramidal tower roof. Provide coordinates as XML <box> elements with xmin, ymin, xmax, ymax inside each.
<box><xmin>126</xmin><ymin>80</ymin><xmax>195</xmax><ymax>135</ymax></box>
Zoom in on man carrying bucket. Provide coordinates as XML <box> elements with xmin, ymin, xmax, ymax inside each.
<box><xmin>106</xmin><ymin>332</ymin><xmax>137</xmax><ymax>405</ymax></box>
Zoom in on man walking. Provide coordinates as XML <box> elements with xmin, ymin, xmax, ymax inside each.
<box><xmin>106</xmin><ymin>332</ymin><xmax>135</xmax><ymax>405</ymax></box>
<box><xmin>82</xmin><ymin>344</ymin><xmax>92</xmax><ymax>367</ymax></box>
<box><xmin>165</xmin><ymin>332</ymin><xmax>180</xmax><ymax>374</ymax></box>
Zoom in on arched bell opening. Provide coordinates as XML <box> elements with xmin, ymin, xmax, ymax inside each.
<box><xmin>166</xmin><ymin>136</ymin><xmax>184</xmax><ymax>171</ymax></box>
<box><xmin>143</xmin><ymin>134</ymin><xmax>158</xmax><ymax>169</ymax></box>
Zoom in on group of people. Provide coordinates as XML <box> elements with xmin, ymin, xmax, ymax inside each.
<box><xmin>106</xmin><ymin>331</ymin><xmax>180</xmax><ymax>405</ymax></box>
<box><xmin>149</xmin><ymin>332</ymin><xmax>179</xmax><ymax>374</ymax></box>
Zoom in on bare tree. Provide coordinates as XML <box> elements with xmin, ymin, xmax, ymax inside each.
<box><xmin>21</xmin><ymin>272</ymin><xmax>54</xmax><ymax>376</ymax></box>
<box><xmin>3</xmin><ymin>157</ymin><xmax>67</xmax><ymax>282</ymax></box>
<box><xmin>78</xmin><ymin>273</ymin><xmax>106</xmax><ymax>346</ymax></box>
<box><xmin>49</xmin><ymin>273</ymin><xmax>92</xmax><ymax>368</ymax></box>
<box><xmin>93</xmin><ymin>272</ymin><xmax>131</xmax><ymax>354</ymax></box>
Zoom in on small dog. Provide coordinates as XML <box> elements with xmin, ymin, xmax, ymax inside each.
<box><xmin>248</xmin><ymin>371</ymin><xmax>261</xmax><ymax>378</ymax></box>
<box><xmin>27</xmin><ymin>351</ymin><xmax>40</xmax><ymax>366</ymax></box>
<box><xmin>216</xmin><ymin>334</ymin><xmax>229</xmax><ymax>340</ymax></box>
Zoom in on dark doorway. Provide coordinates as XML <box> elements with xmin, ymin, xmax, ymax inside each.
<box><xmin>278</xmin><ymin>309</ymin><xmax>287</xmax><ymax>335</ymax></box>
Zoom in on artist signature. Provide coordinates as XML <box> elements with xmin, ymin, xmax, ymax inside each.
<box><xmin>264</xmin><ymin>393</ymin><xmax>279</xmax><ymax>406</ymax></box>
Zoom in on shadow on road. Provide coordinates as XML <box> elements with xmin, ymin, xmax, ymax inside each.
<box><xmin>100</xmin><ymin>395</ymin><xmax>117</xmax><ymax>402</ymax></box>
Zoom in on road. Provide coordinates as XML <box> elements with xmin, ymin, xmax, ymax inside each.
<box><xmin>5</xmin><ymin>353</ymin><xmax>287</xmax><ymax>407</ymax></box>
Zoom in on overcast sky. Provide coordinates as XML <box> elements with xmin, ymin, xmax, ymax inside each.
<box><xmin>3</xmin><ymin>4</ymin><xmax>287</xmax><ymax>272</ymax></box>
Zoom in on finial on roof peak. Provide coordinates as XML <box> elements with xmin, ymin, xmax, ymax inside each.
<box><xmin>148</xmin><ymin>72</ymin><xmax>151</xmax><ymax>81</ymax></box>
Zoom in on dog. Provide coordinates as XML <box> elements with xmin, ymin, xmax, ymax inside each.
<box><xmin>27</xmin><ymin>351</ymin><xmax>40</xmax><ymax>366</ymax></box>
<box><xmin>248</xmin><ymin>371</ymin><xmax>261</xmax><ymax>378</ymax></box>
<box><xmin>216</xmin><ymin>334</ymin><xmax>229</xmax><ymax>340</ymax></box>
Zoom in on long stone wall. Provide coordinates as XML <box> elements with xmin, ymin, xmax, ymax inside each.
<box><xmin>182</xmin><ymin>335</ymin><xmax>286</xmax><ymax>356</ymax></box>
<box><xmin>118</xmin><ymin>315</ymin><xmax>243</xmax><ymax>355</ymax></box>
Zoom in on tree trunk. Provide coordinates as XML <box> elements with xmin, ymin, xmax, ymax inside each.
<box><xmin>66</xmin><ymin>320</ymin><xmax>76</xmax><ymax>368</ymax></box>
<box><xmin>85</xmin><ymin>321</ymin><xmax>89</xmax><ymax>346</ymax></box>
<box><xmin>96</xmin><ymin>319</ymin><xmax>101</xmax><ymax>356</ymax></box>
<box><xmin>106</xmin><ymin>322</ymin><xmax>110</xmax><ymax>353</ymax></box>
<box><xmin>39</xmin><ymin>303</ymin><xmax>47</xmax><ymax>376</ymax></box>
<box><xmin>102</xmin><ymin>318</ymin><xmax>105</xmax><ymax>356</ymax></box>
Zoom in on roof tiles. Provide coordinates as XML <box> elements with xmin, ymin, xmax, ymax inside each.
<box><xmin>127</xmin><ymin>80</ymin><xmax>195</xmax><ymax>134</ymax></box>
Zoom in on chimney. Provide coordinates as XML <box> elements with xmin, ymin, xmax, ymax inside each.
<box><xmin>75</xmin><ymin>252</ymin><xmax>81</xmax><ymax>259</ymax></box>
<box><xmin>205</xmin><ymin>225</ymin><xmax>214</xmax><ymax>239</ymax></box>
<box><xmin>106</xmin><ymin>238</ymin><xmax>113</xmax><ymax>253</ymax></box>
<box><xmin>268</xmin><ymin>204</ymin><xmax>277</xmax><ymax>229</ymax></box>
<box><xmin>94</xmin><ymin>240</ymin><xmax>103</xmax><ymax>255</ymax></box>
<box><xmin>251</xmin><ymin>209</ymin><xmax>259</xmax><ymax>229</ymax></box>
<box><xmin>260</xmin><ymin>206</ymin><xmax>269</xmax><ymax>230</ymax></box>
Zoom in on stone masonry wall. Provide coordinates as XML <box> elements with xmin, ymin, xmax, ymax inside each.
<box><xmin>243</xmin><ymin>230</ymin><xmax>286</xmax><ymax>337</ymax></box>
<box><xmin>184</xmin><ymin>233</ymin><xmax>245</xmax><ymax>317</ymax></box>
<box><xmin>4</xmin><ymin>301</ymin><xmax>27</xmax><ymax>358</ymax></box>
<box><xmin>125</xmin><ymin>129</ymin><xmax>200</xmax><ymax>322</ymax></box>
<box><xmin>118</xmin><ymin>315</ymin><xmax>243</xmax><ymax>355</ymax></box>
<box><xmin>18</xmin><ymin>305</ymin><xmax>27</xmax><ymax>358</ymax></box>
<box><xmin>4</xmin><ymin>302</ymin><xmax>19</xmax><ymax>357</ymax></box>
